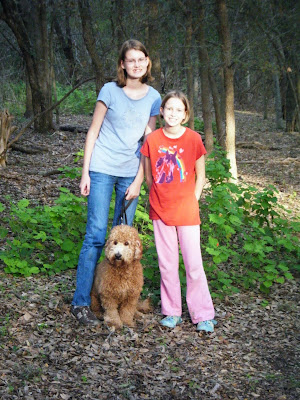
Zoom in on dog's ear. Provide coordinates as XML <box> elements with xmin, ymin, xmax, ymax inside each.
<box><xmin>134</xmin><ymin>239</ymin><xmax>143</xmax><ymax>260</ymax></box>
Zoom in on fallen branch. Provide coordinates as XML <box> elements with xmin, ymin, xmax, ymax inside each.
<box><xmin>59</xmin><ymin>125</ymin><xmax>88</xmax><ymax>133</ymax></box>
<box><xmin>236</xmin><ymin>141</ymin><xmax>280</xmax><ymax>150</ymax></box>
<box><xmin>41</xmin><ymin>169</ymin><xmax>62</xmax><ymax>177</ymax></box>
<box><xmin>277</xmin><ymin>157</ymin><xmax>300</xmax><ymax>165</ymax></box>
<box><xmin>11</xmin><ymin>144</ymin><xmax>49</xmax><ymax>154</ymax></box>
<box><xmin>239</xmin><ymin>160</ymin><xmax>266</xmax><ymax>164</ymax></box>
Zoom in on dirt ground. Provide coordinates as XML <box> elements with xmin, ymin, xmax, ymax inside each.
<box><xmin>0</xmin><ymin>111</ymin><xmax>299</xmax><ymax>399</ymax></box>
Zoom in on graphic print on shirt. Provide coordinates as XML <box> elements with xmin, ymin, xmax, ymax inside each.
<box><xmin>155</xmin><ymin>145</ymin><xmax>186</xmax><ymax>184</ymax></box>
<box><xmin>123</xmin><ymin>106</ymin><xmax>147</xmax><ymax>131</ymax></box>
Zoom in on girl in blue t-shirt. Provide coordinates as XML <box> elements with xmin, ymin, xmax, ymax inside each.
<box><xmin>71</xmin><ymin>39</ymin><xmax>161</xmax><ymax>325</ymax></box>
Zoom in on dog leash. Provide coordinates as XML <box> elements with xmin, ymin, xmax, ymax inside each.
<box><xmin>120</xmin><ymin>197</ymin><xmax>134</xmax><ymax>225</ymax></box>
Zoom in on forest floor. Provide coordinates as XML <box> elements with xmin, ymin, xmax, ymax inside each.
<box><xmin>0</xmin><ymin>111</ymin><xmax>299</xmax><ymax>400</ymax></box>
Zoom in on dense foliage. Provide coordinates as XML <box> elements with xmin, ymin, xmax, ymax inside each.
<box><xmin>0</xmin><ymin>0</ymin><xmax>299</xmax><ymax>131</ymax></box>
<box><xmin>1</xmin><ymin>144</ymin><xmax>298</xmax><ymax>300</ymax></box>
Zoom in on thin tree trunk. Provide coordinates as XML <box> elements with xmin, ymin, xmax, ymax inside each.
<box><xmin>52</xmin><ymin>0</ymin><xmax>77</xmax><ymax>84</ymax></box>
<box><xmin>286</xmin><ymin>68</ymin><xmax>300</xmax><ymax>132</ymax></box>
<box><xmin>24</xmin><ymin>73</ymin><xmax>33</xmax><ymax>118</ymax></box>
<box><xmin>78</xmin><ymin>0</ymin><xmax>104</xmax><ymax>94</ymax></box>
<box><xmin>216</xmin><ymin>0</ymin><xmax>237</xmax><ymax>180</ymax></box>
<box><xmin>49</xmin><ymin>19</ymin><xmax>59</xmax><ymax>125</ymax></box>
<box><xmin>263</xmin><ymin>74</ymin><xmax>269</xmax><ymax>120</ymax></box>
<box><xmin>185</xmin><ymin>8</ymin><xmax>194</xmax><ymax>129</ymax></box>
<box><xmin>219</xmin><ymin>67</ymin><xmax>226</xmax><ymax>121</ymax></box>
<box><xmin>273</xmin><ymin>71</ymin><xmax>284</xmax><ymax>129</ymax></box>
<box><xmin>115</xmin><ymin>0</ymin><xmax>125</xmax><ymax>50</ymax></box>
<box><xmin>208</xmin><ymin>66</ymin><xmax>225</xmax><ymax>148</ymax></box>
<box><xmin>1</xmin><ymin>0</ymin><xmax>54</xmax><ymax>132</ymax></box>
<box><xmin>146</xmin><ymin>0</ymin><xmax>161</xmax><ymax>92</ymax></box>
<box><xmin>198</xmin><ymin>1</ymin><xmax>213</xmax><ymax>154</ymax></box>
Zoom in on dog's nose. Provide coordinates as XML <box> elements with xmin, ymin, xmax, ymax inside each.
<box><xmin>115</xmin><ymin>252</ymin><xmax>122</xmax><ymax>260</ymax></box>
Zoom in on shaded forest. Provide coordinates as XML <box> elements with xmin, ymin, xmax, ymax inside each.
<box><xmin>0</xmin><ymin>2</ymin><xmax>299</xmax><ymax>399</ymax></box>
<box><xmin>0</xmin><ymin>0</ymin><xmax>299</xmax><ymax>141</ymax></box>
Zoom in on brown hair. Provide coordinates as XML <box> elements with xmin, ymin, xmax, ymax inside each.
<box><xmin>117</xmin><ymin>39</ymin><xmax>153</xmax><ymax>87</ymax></box>
<box><xmin>160</xmin><ymin>91</ymin><xmax>190</xmax><ymax>124</ymax></box>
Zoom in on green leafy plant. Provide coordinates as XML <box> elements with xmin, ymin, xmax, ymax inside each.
<box><xmin>201</xmin><ymin>145</ymin><xmax>299</xmax><ymax>298</ymax></box>
<box><xmin>0</xmin><ymin>131</ymin><xmax>298</xmax><ymax>302</ymax></box>
<box><xmin>0</xmin><ymin>188</ymin><xmax>87</xmax><ymax>276</ymax></box>
<box><xmin>55</xmin><ymin>83</ymin><xmax>96</xmax><ymax>115</ymax></box>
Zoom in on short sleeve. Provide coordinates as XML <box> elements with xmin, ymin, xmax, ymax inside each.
<box><xmin>150</xmin><ymin>93</ymin><xmax>162</xmax><ymax>116</ymax></box>
<box><xmin>196</xmin><ymin>134</ymin><xmax>207</xmax><ymax>159</ymax></box>
<box><xmin>97</xmin><ymin>83</ymin><xmax>112</xmax><ymax>107</ymax></box>
<box><xmin>140</xmin><ymin>140</ymin><xmax>150</xmax><ymax>157</ymax></box>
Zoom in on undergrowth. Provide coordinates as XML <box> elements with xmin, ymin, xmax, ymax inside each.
<box><xmin>0</xmin><ymin>144</ymin><xmax>299</xmax><ymax>300</ymax></box>
<box><xmin>0</xmin><ymin>81</ymin><xmax>96</xmax><ymax>117</ymax></box>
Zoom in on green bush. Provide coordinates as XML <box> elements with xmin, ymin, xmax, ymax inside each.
<box><xmin>201</xmin><ymin>146</ymin><xmax>299</xmax><ymax>297</ymax></box>
<box><xmin>0</xmin><ymin>139</ymin><xmax>298</xmax><ymax>301</ymax></box>
<box><xmin>55</xmin><ymin>83</ymin><xmax>96</xmax><ymax>115</ymax></box>
<box><xmin>0</xmin><ymin>188</ymin><xmax>87</xmax><ymax>276</ymax></box>
<box><xmin>0</xmin><ymin>81</ymin><xmax>26</xmax><ymax>117</ymax></box>
<box><xmin>0</xmin><ymin>81</ymin><xmax>96</xmax><ymax>117</ymax></box>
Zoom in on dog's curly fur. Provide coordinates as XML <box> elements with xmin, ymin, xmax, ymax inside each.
<box><xmin>90</xmin><ymin>225</ymin><xmax>144</xmax><ymax>329</ymax></box>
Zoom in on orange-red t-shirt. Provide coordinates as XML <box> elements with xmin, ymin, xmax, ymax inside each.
<box><xmin>141</xmin><ymin>127</ymin><xmax>207</xmax><ymax>226</ymax></box>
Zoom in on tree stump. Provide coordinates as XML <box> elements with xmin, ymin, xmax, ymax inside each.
<box><xmin>0</xmin><ymin>109</ymin><xmax>17</xmax><ymax>167</ymax></box>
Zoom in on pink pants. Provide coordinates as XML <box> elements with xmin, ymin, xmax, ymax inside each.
<box><xmin>153</xmin><ymin>219</ymin><xmax>215</xmax><ymax>324</ymax></box>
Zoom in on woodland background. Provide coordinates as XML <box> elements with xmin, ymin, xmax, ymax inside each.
<box><xmin>0</xmin><ymin>1</ymin><xmax>299</xmax><ymax>399</ymax></box>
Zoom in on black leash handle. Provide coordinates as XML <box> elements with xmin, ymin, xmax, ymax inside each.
<box><xmin>120</xmin><ymin>197</ymin><xmax>134</xmax><ymax>225</ymax></box>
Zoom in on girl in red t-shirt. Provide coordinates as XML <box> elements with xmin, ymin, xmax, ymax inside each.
<box><xmin>141</xmin><ymin>91</ymin><xmax>216</xmax><ymax>332</ymax></box>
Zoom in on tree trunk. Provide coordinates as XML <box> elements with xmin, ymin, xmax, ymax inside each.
<box><xmin>78</xmin><ymin>0</ymin><xmax>104</xmax><ymax>94</ymax></box>
<box><xmin>285</xmin><ymin>71</ymin><xmax>295</xmax><ymax>132</ymax></box>
<box><xmin>146</xmin><ymin>0</ymin><xmax>161</xmax><ymax>92</ymax></box>
<box><xmin>216</xmin><ymin>0</ymin><xmax>237</xmax><ymax>180</ymax></box>
<box><xmin>285</xmin><ymin>68</ymin><xmax>300</xmax><ymax>132</ymax></box>
<box><xmin>0</xmin><ymin>0</ymin><xmax>54</xmax><ymax>133</ymax></box>
<box><xmin>114</xmin><ymin>0</ymin><xmax>125</xmax><ymax>50</ymax></box>
<box><xmin>185</xmin><ymin>7</ymin><xmax>194</xmax><ymax>129</ymax></box>
<box><xmin>262</xmin><ymin>73</ymin><xmax>270</xmax><ymax>120</ymax></box>
<box><xmin>49</xmin><ymin>22</ymin><xmax>59</xmax><ymax>125</ymax></box>
<box><xmin>208</xmin><ymin>66</ymin><xmax>225</xmax><ymax>149</ymax></box>
<box><xmin>24</xmin><ymin>73</ymin><xmax>33</xmax><ymax>118</ymax></box>
<box><xmin>197</xmin><ymin>1</ymin><xmax>213</xmax><ymax>154</ymax></box>
<box><xmin>52</xmin><ymin>0</ymin><xmax>77</xmax><ymax>84</ymax></box>
<box><xmin>273</xmin><ymin>70</ymin><xmax>284</xmax><ymax>129</ymax></box>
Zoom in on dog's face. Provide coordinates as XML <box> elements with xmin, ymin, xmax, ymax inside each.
<box><xmin>105</xmin><ymin>225</ymin><xmax>143</xmax><ymax>266</ymax></box>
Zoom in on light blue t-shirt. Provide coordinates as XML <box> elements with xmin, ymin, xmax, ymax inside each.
<box><xmin>89</xmin><ymin>82</ymin><xmax>161</xmax><ymax>177</ymax></box>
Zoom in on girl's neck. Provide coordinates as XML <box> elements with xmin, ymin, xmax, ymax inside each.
<box><xmin>123</xmin><ymin>78</ymin><xmax>148</xmax><ymax>99</ymax></box>
<box><xmin>163</xmin><ymin>125</ymin><xmax>186</xmax><ymax>139</ymax></box>
<box><xmin>124</xmin><ymin>76</ymin><xmax>146</xmax><ymax>90</ymax></box>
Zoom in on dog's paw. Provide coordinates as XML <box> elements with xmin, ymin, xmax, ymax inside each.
<box><xmin>122</xmin><ymin>318</ymin><xmax>136</xmax><ymax>328</ymax></box>
<box><xmin>104</xmin><ymin>317</ymin><xmax>123</xmax><ymax>330</ymax></box>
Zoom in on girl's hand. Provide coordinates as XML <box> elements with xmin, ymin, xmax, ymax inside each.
<box><xmin>125</xmin><ymin>180</ymin><xmax>141</xmax><ymax>200</ymax></box>
<box><xmin>80</xmin><ymin>174</ymin><xmax>90</xmax><ymax>196</ymax></box>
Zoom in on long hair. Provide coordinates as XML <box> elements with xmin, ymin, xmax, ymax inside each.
<box><xmin>117</xmin><ymin>39</ymin><xmax>153</xmax><ymax>87</ymax></box>
<box><xmin>161</xmin><ymin>91</ymin><xmax>191</xmax><ymax>124</ymax></box>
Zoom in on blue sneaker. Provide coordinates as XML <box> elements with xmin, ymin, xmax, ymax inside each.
<box><xmin>196</xmin><ymin>319</ymin><xmax>217</xmax><ymax>333</ymax></box>
<box><xmin>160</xmin><ymin>316</ymin><xmax>182</xmax><ymax>328</ymax></box>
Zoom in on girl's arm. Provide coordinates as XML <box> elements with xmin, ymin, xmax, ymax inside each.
<box><xmin>194</xmin><ymin>155</ymin><xmax>206</xmax><ymax>200</ymax></box>
<box><xmin>80</xmin><ymin>101</ymin><xmax>108</xmax><ymax>196</ymax></box>
<box><xmin>144</xmin><ymin>156</ymin><xmax>152</xmax><ymax>189</ymax></box>
<box><xmin>125</xmin><ymin>115</ymin><xmax>157</xmax><ymax>200</ymax></box>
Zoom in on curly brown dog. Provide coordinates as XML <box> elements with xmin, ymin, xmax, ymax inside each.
<box><xmin>90</xmin><ymin>224</ymin><xmax>146</xmax><ymax>329</ymax></box>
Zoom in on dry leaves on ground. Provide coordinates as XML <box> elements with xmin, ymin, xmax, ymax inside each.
<box><xmin>0</xmin><ymin>111</ymin><xmax>299</xmax><ymax>399</ymax></box>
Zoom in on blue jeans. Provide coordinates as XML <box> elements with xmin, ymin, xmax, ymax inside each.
<box><xmin>72</xmin><ymin>171</ymin><xmax>139</xmax><ymax>306</ymax></box>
